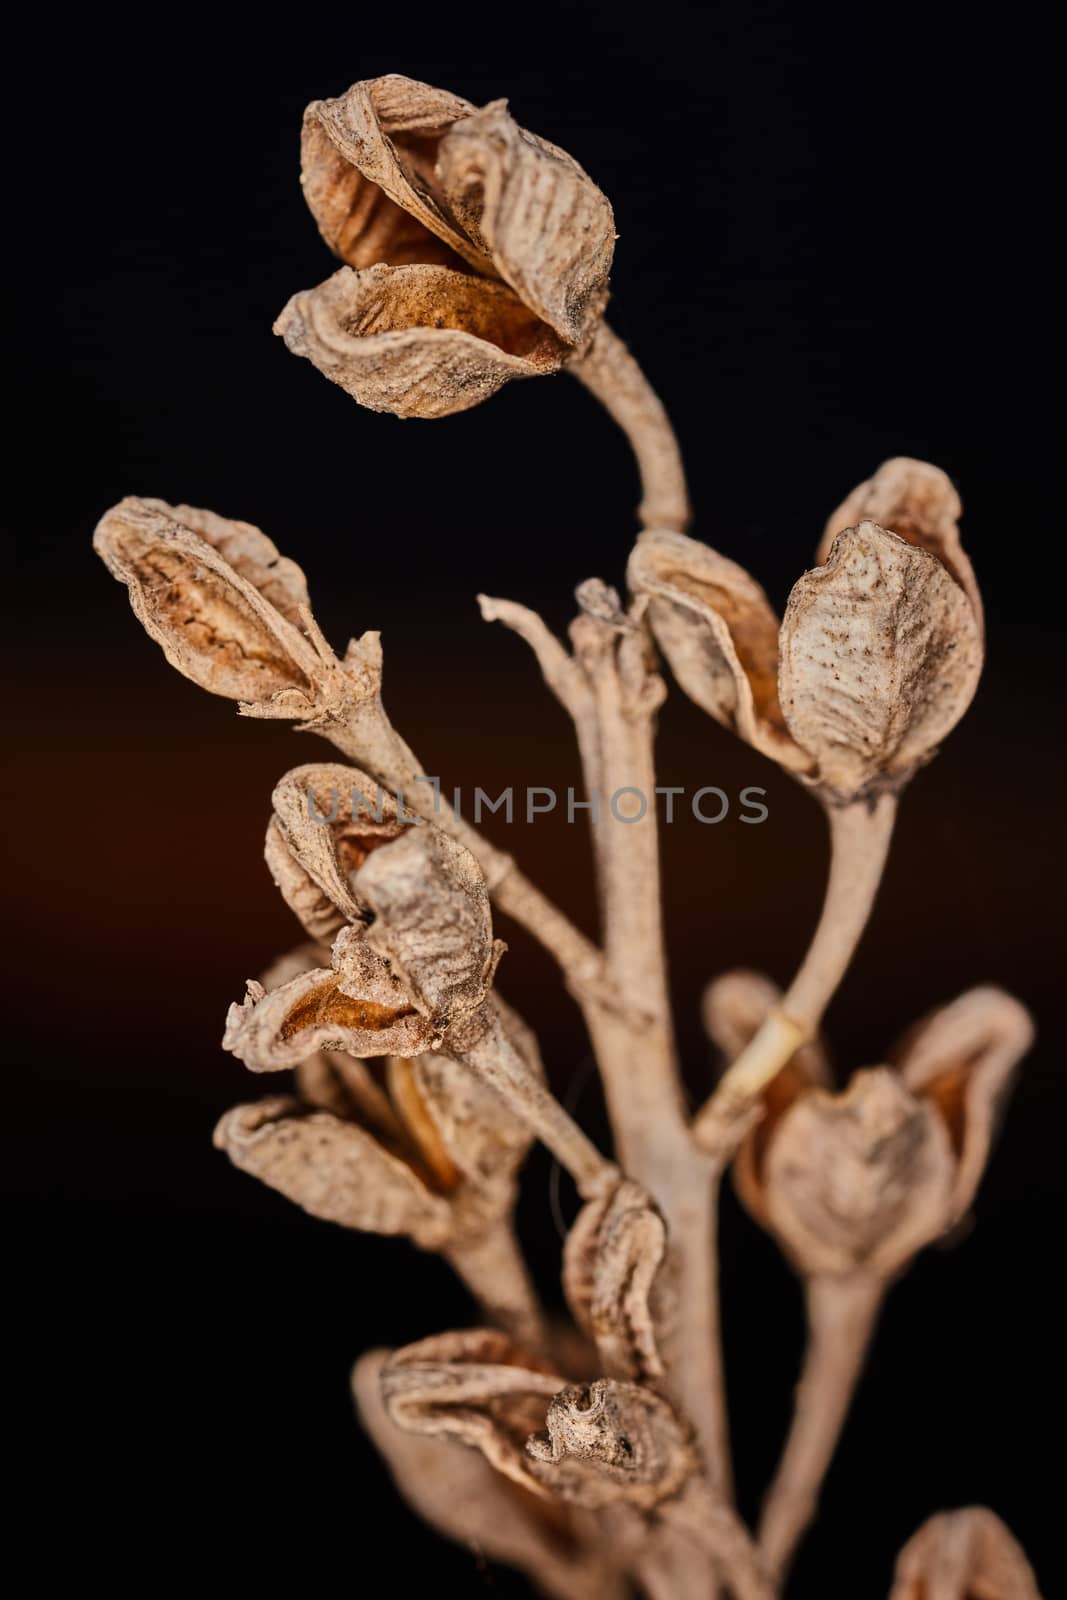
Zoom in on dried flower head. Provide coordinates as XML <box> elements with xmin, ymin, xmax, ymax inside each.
<box><xmin>278</xmin><ymin>74</ymin><xmax>615</xmax><ymax>418</ymax></box>
<box><xmin>628</xmin><ymin>466</ymin><xmax>983</xmax><ymax>801</ymax></box>
<box><xmin>889</xmin><ymin>1506</ymin><xmax>1042</xmax><ymax>1600</ymax></box>
<box><xmin>714</xmin><ymin>979</ymin><xmax>1033</xmax><ymax>1281</ymax></box>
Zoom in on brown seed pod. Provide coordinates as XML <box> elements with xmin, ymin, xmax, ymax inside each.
<box><xmin>888</xmin><ymin>1506</ymin><xmax>1042</xmax><ymax>1599</ymax></box>
<box><xmin>270</xmin><ymin>762</ymin><xmax>406</xmax><ymax>928</ymax></box>
<box><xmin>563</xmin><ymin>1179</ymin><xmax>667</xmax><ymax>1382</ymax></box>
<box><xmin>525</xmin><ymin>1380</ymin><xmax>697</xmax><ymax>1512</ymax></box>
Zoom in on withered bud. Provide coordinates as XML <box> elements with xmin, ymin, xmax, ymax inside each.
<box><xmin>212</xmin><ymin>1096</ymin><xmax>452</xmax><ymax>1247</ymax></box>
<box><xmin>222</xmin><ymin>923</ymin><xmax>436</xmax><ymax>1071</ymax></box>
<box><xmin>629</xmin><ymin>511</ymin><xmax>983</xmax><ymax>803</ymax></box>
<box><xmin>354</xmin><ymin>826</ymin><xmax>503</xmax><ymax>1031</ymax></box>
<box><xmin>93</xmin><ymin>496</ymin><xmax>379</xmax><ymax>725</ymax></box>
<box><xmin>300</xmin><ymin>75</ymin><xmax>614</xmax><ymax>347</ymax></box>
<box><xmin>525</xmin><ymin>1381</ymin><xmax>697</xmax><ymax>1511</ymax></box>
<box><xmin>563</xmin><ymin>1179</ymin><xmax>667</xmax><ymax>1382</ymax></box>
<box><xmin>889</xmin><ymin>1506</ymin><xmax>1042</xmax><ymax>1600</ymax></box>
<box><xmin>269</xmin><ymin>762</ymin><xmax>405</xmax><ymax>930</ymax></box>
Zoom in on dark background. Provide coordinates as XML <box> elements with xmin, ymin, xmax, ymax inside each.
<box><xmin>10</xmin><ymin>5</ymin><xmax>1058</xmax><ymax>1595</ymax></box>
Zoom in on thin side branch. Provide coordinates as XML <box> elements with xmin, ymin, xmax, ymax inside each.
<box><xmin>692</xmin><ymin>793</ymin><xmax>897</xmax><ymax>1154</ymax></box>
<box><xmin>758</xmin><ymin>1274</ymin><xmax>884</xmax><ymax>1583</ymax></box>
<box><xmin>569</xmin><ymin>322</ymin><xmax>691</xmax><ymax>532</ymax></box>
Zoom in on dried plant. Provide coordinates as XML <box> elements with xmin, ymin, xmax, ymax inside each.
<box><xmin>93</xmin><ymin>72</ymin><xmax>1042</xmax><ymax>1599</ymax></box>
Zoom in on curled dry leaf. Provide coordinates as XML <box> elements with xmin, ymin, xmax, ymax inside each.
<box><xmin>222</xmin><ymin>923</ymin><xmax>435</xmax><ymax>1071</ymax></box>
<box><xmin>525</xmin><ymin>1380</ymin><xmax>697</xmax><ymax>1512</ymax></box>
<box><xmin>779</xmin><ymin>523</ymin><xmax>983</xmax><ymax>801</ymax></box>
<box><xmin>275</xmin><ymin>264</ymin><xmax>568</xmax><ymax>420</ymax></box>
<box><xmin>821</xmin><ymin>457</ymin><xmax>982</xmax><ymax>633</ymax></box>
<box><xmin>355</xmin><ymin>826</ymin><xmax>502</xmax><ymax>1030</ymax></box>
<box><xmin>563</xmin><ymin>1179</ymin><xmax>668</xmax><ymax>1382</ymax></box>
<box><xmin>888</xmin><ymin>1506</ymin><xmax>1043</xmax><ymax>1600</ymax></box>
<box><xmin>629</xmin><ymin>517</ymin><xmax>983</xmax><ymax>802</ymax></box>
<box><xmin>300</xmin><ymin>74</ymin><xmax>614</xmax><ymax>347</ymax></box>
<box><xmin>353</xmin><ymin>1350</ymin><xmax>628</xmax><ymax>1600</ymax></box>
<box><xmin>212</xmin><ymin>1096</ymin><xmax>452</xmax><ymax>1247</ymax></box>
<box><xmin>270</xmin><ymin>762</ymin><xmax>406</xmax><ymax>929</ymax></box>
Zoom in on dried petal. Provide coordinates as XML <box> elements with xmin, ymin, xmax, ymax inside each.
<box><xmin>355</xmin><ymin>827</ymin><xmax>500</xmax><ymax>1028</ymax></box>
<box><xmin>627</xmin><ymin>529</ymin><xmax>811</xmax><ymax>772</ymax></box>
<box><xmin>222</xmin><ymin>925</ymin><xmax>435</xmax><ymax>1071</ymax></box>
<box><xmin>354</xmin><ymin>1350</ymin><xmax>626</xmax><ymax>1600</ymax></box>
<box><xmin>563</xmin><ymin>1180</ymin><xmax>667</xmax><ymax>1381</ymax></box>
<box><xmin>762</xmin><ymin>1068</ymin><xmax>955</xmax><ymax>1279</ymax></box>
<box><xmin>93</xmin><ymin>497</ymin><xmax>323</xmax><ymax>713</ymax></box>
<box><xmin>437</xmin><ymin>100</ymin><xmax>614</xmax><ymax>346</ymax></box>
<box><xmin>889</xmin><ymin>1506</ymin><xmax>1042</xmax><ymax>1600</ymax></box>
<box><xmin>271</xmin><ymin>762</ymin><xmax>406</xmax><ymax>927</ymax></box>
<box><xmin>820</xmin><ymin>458</ymin><xmax>982</xmax><ymax>631</ymax></box>
<box><xmin>896</xmin><ymin>987</ymin><xmax>1033</xmax><ymax>1225</ymax></box>
<box><xmin>212</xmin><ymin>1096</ymin><xmax>451</xmax><ymax>1246</ymax></box>
<box><xmin>275</xmin><ymin>264</ymin><xmax>567</xmax><ymax>420</ymax></box>
<box><xmin>703</xmin><ymin>970</ymin><xmax>832</xmax><ymax>1230</ymax></box>
<box><xmin>381</xmin><ymin>1329</ymin><xmax>565</xmax><ymax>1493</ymax></box>
<box><xmin>779</xmin><ymin>523</ymin><xmax>983</xmax><ymax>800</ymax></box>
<box><xmin>301</xmin><ymin>75</ymin><xmax>481</xmax><ymax>273</ymax></box>
<box><xmin>525</xmin><ymin>1381</ymin><xmax>697</xmax><ymax>1511</ymax></box>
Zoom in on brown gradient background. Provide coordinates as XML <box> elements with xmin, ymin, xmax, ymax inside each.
<box><xmin>10</xmin><ymin>7</ymin><xmax>1060</xmax><ymax>1595</ymax></box>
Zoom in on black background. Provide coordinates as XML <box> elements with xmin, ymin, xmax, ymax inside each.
<box><xmin>10</xmin><ymin>6</ymin><xmax>1059</xmax><ymax>1595</ymax></box>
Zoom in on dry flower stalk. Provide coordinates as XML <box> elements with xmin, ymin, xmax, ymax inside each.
<box><xmin>94</xmin><ymin>68</ymin><xmax>1042</xmax><ymax>1600</ymax></box>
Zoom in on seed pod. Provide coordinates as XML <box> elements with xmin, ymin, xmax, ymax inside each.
<box><xmin>354</xmin><ymin>1349</ymin><xmax>627</xmax><ymax>1600</ymax></box>
<box><xmin>820</xmin><ymin>457</ymin><xmax>982</xmax><ymax>632</ymax></box>
<box><xmin>563</xmin><ymin>1179</ymin><xmax>667</xmax><ymax>1382</ymax></box>
<box><xmin>300</xmin><ymin>75</ymin><xmax>614</xmax><ymax>347</ymax></box>
<box><xmin>525</xmin><ymin>1381</ymin><xmax>697</xmax><ymax>1511</ymax></box>
<box><xmin>270</xmin><ymin>762</ymin><xmax>406</xmax><ymax>927</ymax></box>
<box><xmin>222</xmin><ymin>924</ymin><xmax>436</xmax><ymax>1071</ymax></box>
<box><xmin>212</xmin><ymin>1096</ymin><xmax>452</xmax><ymax>1247</ymax></box>
<box><xmin>354</xmin><ymin>826</ymin><xmax>502</xmax><ymax>1029</ymax></box>
<box><xmin>889</xmin><ymin>1506</ymin><xmax>1042</xmax><ymax>1600</ymax></box>
<box><xmin>779</xmin><ymin>523</ymin><xmax>983</xmax><ymax>800</ymax></box>
<box><xmin>761</xmin><ymin>1069</ymin><xmax>956</xmax><ymax>1280</ymax></box>
<box><xmin>275</xmin><ymin>264</ymin><xmax>567</xmax><ymax>420</ymax></box>
<box><xmin>93</xmin><ymin>497</ymin><xmax>326</xmax><ymax>716</ymax></box>
<box><xmin>627</xmin><ymin>529</ymin><xmax>811</xmax><ymax>773</ymax></box>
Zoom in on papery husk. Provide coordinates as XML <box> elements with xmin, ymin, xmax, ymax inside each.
<box><xmin>222</xmin><ymin>924</ymin><xmax>435</xmax><ymax>1070</ymax></box>
<box><xmin>821</xmin><ymin>457</ymin><xmax>982</xmax><ymax>633</ymax></box>
<box><xmin>888</xmin><ymin>1506</ymin><xmax>1042</xmax><ymax>1599</ymax></box>
<box><xmin>93</xmin><ymin>496</ymin><xmax>323</xmax><ymax>712</ymax></box>
<box><xmin>354</xmin><ymin>1349</ymin><xmax>628</xmax><ymax>1600</ymax></box>
<box><xmin>761</xmin><ymin>1068</ymin><xmax>956</xmax><ymax>1280</ymax></box>
<box><xmin>627</xmin><ymin>528</ymin><xmax>810</xmax><ymax>772</ymax></box>
<box><xmin>271</xmin><ymin>762</ymin><xmax>405</xmax><ymax>926</ymax></box>
<box><xmin>779</xmin><ymin>522</ymin><xmax>983</xmax><ymax>800</ymax></box>
<box><xmin>212</xmin><ymin>1096</ymin><xmax>451</xmax><ymax>1246</ymax></box>
<box><xmin>275</xmin><ymin>264</ymin><xmax>567</xmax><ymax>420</ymax></box>
<box><xmin>525</xmin><ymin>1380</ymin><xmax>698</xmax><ymax>1512</ymax></box>
<box><xmin>563</xmin><ymin>1179</ymin><xmax>667</xmax><ymax>1382</ymax></box>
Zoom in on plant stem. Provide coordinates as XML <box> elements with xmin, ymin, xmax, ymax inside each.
<box><xmin>758</xmin><ymin>1274</ymin><xmax>884</xmax><ymax>1583</ymax></box>
<box><xmin>445</xmin><ymin>1223</ymin><xmax>549</xmax><ymax>1354</ymax></box>
<box><xmin>569</xmin><ymin>322</ymin><xmax>691</xmax><ymax>532</ymax></box>
<box><xmin>692</xmin><ymin>793</ymin><xmax>897</xmax><ymax>1154</ymax></box>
